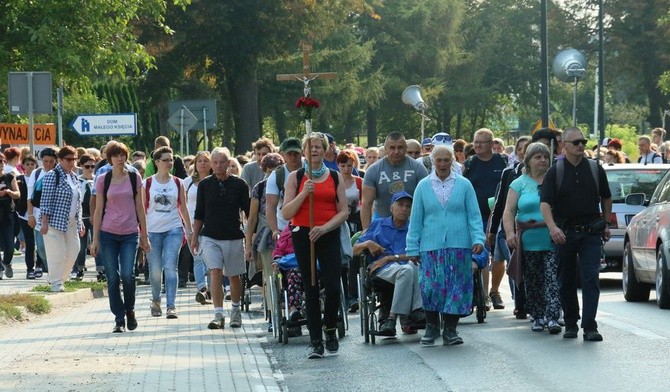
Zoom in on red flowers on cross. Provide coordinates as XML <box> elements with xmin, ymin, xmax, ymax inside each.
<box><xmin>295</xmin><ymin>96</ymin><xmax>320</xmax><ymax>120</ymax></box>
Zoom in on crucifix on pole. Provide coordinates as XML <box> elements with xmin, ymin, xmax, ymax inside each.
<box><xmin>276</xmin><ymin>42</ymin><xmax>337</xmax><ymax>286</ymax></box>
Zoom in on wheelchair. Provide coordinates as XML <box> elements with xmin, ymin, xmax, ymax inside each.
<box><xmin>356</xmin><ymin>252</ymin><xmax>425</xmax><ymax>344</ymax></box>
<box><xmin>270</xmin><ymin>256</ymin><xmax>348</xmax><ymax>344</ymax></box>
<box><xmin>469</xmin><ymin>267</ymin><xmax>487</xmax><ymax>323</ymax></box>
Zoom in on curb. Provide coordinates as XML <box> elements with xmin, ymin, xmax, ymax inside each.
<box><xmin>43</xmin><ymin>287</ymin><xmax>108</xmax><ymax>308</ymax></box>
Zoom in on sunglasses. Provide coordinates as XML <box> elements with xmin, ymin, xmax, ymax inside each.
<box><xmin>454</xmin><ymin>148</ymin><xmax>464</xmax><ymax>153</ymax></box>
<box><xmin>84</xmin><ymin>164</ymin><xmax>95</xmax><ymax>169</ymax></box>
<box><xmin>63</xmin><ymin>157</ymin><xmax>77</xmax><ymax>162</ymax></box>
<box><xmin>432</xmin><ymin>134</ymin><xmax>453</xmax><ymax>145</ymax></box>
<box><xmin>568</xmin><ymin>139</ymin><xmax>588</xmax><ymax>146</ymax></box>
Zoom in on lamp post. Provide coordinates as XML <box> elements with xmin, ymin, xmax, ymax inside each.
<box><xmin>402</xmin><ymin>85</ymin><xmax>429</xmax><ymax>142</ymax></box>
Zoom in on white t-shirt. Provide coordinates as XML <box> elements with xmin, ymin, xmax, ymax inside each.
<box><xmin>144</xmin><ymin>175</ymin><xmax>183</xmax><ymax>233</ymax></box>
<box><xmin>27</xmin><ymin>168</ymin><xmax>48</xmax><ymax>226</ymax></box>
<box><xmin>265</xmin><ymin>166</ymin><xmax>290</xmax><ymax>230</ymax></box>
<box><xmin>183</xmin><ymin>176</ymin><xmax>198</xmax><ymax>222</ymax></box>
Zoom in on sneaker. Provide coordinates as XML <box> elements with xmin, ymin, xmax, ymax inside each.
<box><xmin>484</xmin><ymin>296</ymin><xmax>492</xmax><ymax>311</ymax></box>
<box><xmin>26</xmin><ymin>270</ymin><xmax>36</xmax><ymax>280</ymax></box>
<box><xmin>126</xmin><ymin>311</ymin><xmax>138</xmax><ymax>331</ymax></box>
<box><xmin>225</xmin><ymin>292</ymin><xmax>232</xmax><ymax>301</ymax></box>
<box><xmin>531</xmin><ymin>318</ymin><xmax>545</xmax><ymax>332</ymax></box>
<box><xmin>267</xmin><ymin>322</ymin><xmax>273</xmax><ymax>333</ymax></box>
<box><xmin>378</xmin><ymin>318</ymin><xmax>397</xmax><ymax>336</ymax></box>
<box><xmin>443</xmin><ymin>329</ymin><xmax>464</xmax><ymax>346</ymax></box>
<box><xmin>76</xmin><ymin>270</ymin><xmax>84</xmax><ymax>280</ymax></box>
<box><xmin>563</xmin><ymin>325</ymin><xmax>579</xmax><ymax>339</ymax></box>
<box><xmin>3</xmin><ymin>263</ymin><xmax>13</xmax><ymax>279</ymax></box>
<box><xmin>34</xmin><ymin>268</ymin><xmax>43</xmax><ymax>278</ymax></box>
<box><xmin>97</xmin><ymin>271</ymin><xmax>106</xmax><ymax>282</ymax></box>
<box><xmin>195</xmin><ymin>289</ymin><xmax>208</xmax><ymax>305</ymax></box>
<box><xmin>166</xmin><ymin>308</ymin><xmax>178</xmax><ymax>319</ymax></box>
<box><xmin>324</xmin><ymin>328</ymin><xmax>339</xmax><ymax>354</ymax></box>
<box><xmin>150</xmin><ymin>300</ymin><xmax>162</xmax><ymax>317</ymax></box>
<box><xmin>308</xmin><ymin>340</ymin><xmax>325</xmax><ymax>359</ymax></box>
<box><xmin>112</xmin><ymin>322</ymin><xmax>125</xmax><ymax>333</ymax></box>
<box><xmin>208</xmin><ymin>314</ymin><xmax>225</xmax><ymax>329</ymax></box>
<box><xmin>51</xmin><ymin>283</ymin><xmax>65</xmax><ymax>292</ymax></box>
<box><xmin>289</xmin><ymin>309</ymin><xmax>303</xmax><ymax>323</ymax></box>
<box><xmin>489</xmin><ymin>291</ymin><xmax>505</xmax><ymax>309</ymax></box>
<box><xmin>420</xmin><ymin>324</ymin><xmax>441</xmax><ymax>346</ymax></box>
<box><xmin>70</xmin><ymin>271</ymin><xmax>78</xmax><ymax>280</ymax></box>
<box><xmin>583</xmin><ymin>329</ymin><xmax>603</xmax><ymax>342</ymax></box>
<box><xmin>347</xmin><ymin>299</ymin><xmax>359</xmax><ymax>313</ymax></box>
<box><xmin>13</xmin><ymin>249</ymin><xmax>22</xmax><ymax>256</ymax></box>
<box><xmin>547</xmin><ymin>320</ymin><xmax>562</xmax><ymax>335</ymax></box>
<box><xmin>229</xmin><ymin>306</ymin><xmax>242</xmax><ymax>328</ymax></box>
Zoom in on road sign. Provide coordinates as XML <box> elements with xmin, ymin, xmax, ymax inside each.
<box><xmin>8</xmin><ymin>72</ymin><xmax>53</xmax><ymax>114</ymax></box>
<box><xmin>69</xmin><ymin>113</ymin><xmax>137</xmax><ymax>136</ymax></box>
<box><xmin>168</xmin><ymin>106</ymin><xmax>198</xmax><ymax>132</ymax></box>
<box><xmin>168</xmin><ymin>99</ymin><xmax>217</xmax><ymax>129</ymax></box>
<box><xmin>0</xmin><ymin>123</ymin><xmax>56</xmax><ymax>145</ymax></box>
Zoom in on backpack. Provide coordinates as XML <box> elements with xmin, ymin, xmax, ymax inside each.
<box><xmin>555</xmin><ymin>158</ymin><xmax>600</xmax><ymax>197</ymax></box>
<box><xmin>102</xmin><ymin>170</ymin><xmax>138</xmax><ymax>219</ymax></box>
<box><xmin>31</xmin><ymin>168</ymin><xmax>60</xmax><ymax>208</ymax></box>
<box><xmin>15</xmin><ymin>174</ymin><xmax>28</xmax><ymax>215</ymax></box>
<box><xmin>295</xmin><ymin>167</ymin><xmax>340</xmax><ymax>202</ymax></box>
<box><xmin>143</xmin><ymin>175</ymin><xmax>182</xmax><ymax>211</ymax></box>
<box><xmin>637</xmin><ymin>152</ymin><xmax>663</xmax><ymax>164</ymax></box>
<box><xmin>274</xmin><ymin>165</ymin><xmax>286</xmax><ymax>198</ymax></box>
<box><xmin>80</xmin><ymin>178</ymin><xmax>93</xmax><ymax>218</ymax></box>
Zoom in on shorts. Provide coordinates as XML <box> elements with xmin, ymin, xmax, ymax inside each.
<box><xmin>200</xmin><ymin>237</ymin><xmax>245</xmax><ymax>277</ymax></box>
<box><xmin>493</xmin><ymin>230</ymin><xmax>510</xmax><ymax>262</ymax></box>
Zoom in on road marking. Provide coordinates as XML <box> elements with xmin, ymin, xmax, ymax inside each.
<box><xmin>600</xmin><ymin>311</ymin><xmax>666</xmax><ymax>339</ymax></box>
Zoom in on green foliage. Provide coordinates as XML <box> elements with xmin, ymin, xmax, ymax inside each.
<box><xmin>0</xmin><ymin>294</ymin><xmax>51</xmax><ymax>321</ymax></box>
<box><xmin>32</xmin><ymin>281</ymin><xmax>107</xmax><ymax>293</ymax></box>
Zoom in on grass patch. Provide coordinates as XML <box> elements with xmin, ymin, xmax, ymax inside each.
<box><xmin>0</xmin><ymin>293</ymin><xmax>51</xmax><ymax>321</ymax></box>
<box><xmin>32</xmin><ymin>280</ymin><xmax>107</xmax><ymax>293</ymax></box>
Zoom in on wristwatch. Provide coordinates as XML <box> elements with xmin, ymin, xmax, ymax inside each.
<box><xmin>394</xmin><ymin>254</ymin><xmax>400</xmax><ymax>260</ymax></box>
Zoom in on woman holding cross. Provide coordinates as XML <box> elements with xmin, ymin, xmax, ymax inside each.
<box><xmin>282</xmin><ymin>132</ymin><xmax>348</xmax><ymax>359</ymax></box>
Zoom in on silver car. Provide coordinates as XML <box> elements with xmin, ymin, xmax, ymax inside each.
<box><xmin>602</xmin><ymin>164</ymin><xmax>669</xmax><ymax>272</ymax></box>
<box><xmin>623</xmin><ymin>166</ymin><xmax>670</xmax><ymax>308</ymax></box>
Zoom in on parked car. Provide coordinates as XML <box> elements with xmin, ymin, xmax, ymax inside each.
<box><xmin>602</xmin><ymin>164</ymin><xmax>669</xmax><ymax>272</ymax></box>
<box><xmin>623</xmin><ymin>166</ymin><xmax>670</xmax><ymax>309</ymax></box>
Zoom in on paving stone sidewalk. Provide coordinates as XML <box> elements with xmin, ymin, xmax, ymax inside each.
<box><xmin>0</xmin><ymin>257</ymin><xmax>281</xmax><ymax>391</ymax></box>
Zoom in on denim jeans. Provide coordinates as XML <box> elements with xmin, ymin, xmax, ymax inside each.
<box><xmin>192</xmin><ymin>237</ymin><xmax>209</xmax><ymax>291</ymax></box>
<box><xmin>34</xmin><ymin>229</ymin><xmax>47</xmax><ymax>272</ymax></box>
<box><xmin>74</xmin><ymin>219</ymin><xmax>93</xmax><ymax>272</ymax></box>
<box><xmin>0</xmin><ymin>212</ymin><xmax>15</xmax><ymax>266</ymax></box>
<box><xmin>19</xmin><ymin>218</ymin><xmax>35</xmax><ymax>271</ymax></box>
<box><xmin>147</xmin><ymin>227</ymin><xmax>183</xmax><ymax>309</ymax></box>
<box><xmin>99</xmin><ymin>231</ymin><xmax>139</xmax><ymax>324</ymax></box>
<box><xmin>554</xmin><ymin>230</ymin><xmax>602</xmax><ymax>331</ymax></box>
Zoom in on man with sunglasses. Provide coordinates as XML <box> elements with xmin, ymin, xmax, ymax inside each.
<box><xmin>540</xmin><ymin>127</ymin><xmax>612</xmax><ymax>342</ymax></box>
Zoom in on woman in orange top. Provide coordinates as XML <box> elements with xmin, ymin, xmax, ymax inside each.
<box><xmin>282</xmin><ymin>132</ymin><xmax>348</xmax><ymax>359</ymax></box>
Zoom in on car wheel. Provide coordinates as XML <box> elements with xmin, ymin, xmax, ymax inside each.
<box><xmin>655</xmin><ymin>247</ymin><xmax>670</xmax><ymax>309</ymax></box>
<box><xmin>623</xmin><ymin>241</ymin><xmax>650</xmax><ymax>302</ymax></box>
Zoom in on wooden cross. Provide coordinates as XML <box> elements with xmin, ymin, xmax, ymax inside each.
<box><xmin>276</xmin><ymin>43</ymin><xmax>337</xmax><ymax>97</ymax></box>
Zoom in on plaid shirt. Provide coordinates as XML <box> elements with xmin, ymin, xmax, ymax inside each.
<box><xmin>40</xmin><ymin>164</ymin><xmax>83</xmax><ymax>232</ymax></box>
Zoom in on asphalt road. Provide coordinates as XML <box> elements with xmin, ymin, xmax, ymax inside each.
<box><xmin>263</xmin><ymin>273</ymin><xmax>670</xmax><ymax>392</ymax></box>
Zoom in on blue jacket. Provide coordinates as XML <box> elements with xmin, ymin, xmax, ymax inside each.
<box><xmin>406</xmin><ymin>174</ymin><xmax>484</xmax><ymax>256</ymax></box>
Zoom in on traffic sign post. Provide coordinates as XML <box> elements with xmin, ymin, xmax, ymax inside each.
<box><xmin>8</xmin><ymin>71</ymin><xmax>53</xmax><ymax>154</ymax></box>
<box><xmin>168</xmin><ymin>106</ymin><xmax>198</xmax><ymax>155</ymax></box>
<box><xmin>168</xmin><ymin>99</ymin><xmax>216</xmax><ymax>153</ymax></box>
<box><xmin>69</xmin><ymin>114</ymin><xmax>137</xmax><ymax>136</ymax></box>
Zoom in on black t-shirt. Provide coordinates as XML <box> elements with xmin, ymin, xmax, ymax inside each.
<box><xmin>464</xmin><ymin>153</ymin><xmax>507</xmax><ymax>219</ymax></box>
<box><xmin>194</xmin><ymin>175</ymin><xmax>250</xmax><ymax>240</ymax></box>
<box><xmin>540</xmin><ymin>158</ymin><xmax>611</xmax><ymax>226</ymax></box>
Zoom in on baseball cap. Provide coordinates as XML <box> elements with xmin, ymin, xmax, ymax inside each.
<box><xmin>279</xmin><ymin>137</ymin><xmax>302</xmax><ymax>153</ymax></box>
<box><xmin>391</xmin><ymin>190</ymin><xmax>413</xmax><ymax>204</ymax></box>
<box><xmin>325</xmin><ymin>133</ymin><xmax>335</xmax><ymax>144</ymax></box>
<box><xmin>607</xmin><ymin>138</ymin><xmax>622</xmax><ymax>149</ymax></box>
<box><xmin>431</xmin><ymin>132</ymin><xmax>452</xmax><ymax>147</ymax></box>
<box><xmin>422</xmin><ymin>137</ymin><xmax>432</xmax><ymax>147</ymax></box>
<box><xmin>602</xmin><ymin>137</ymin><xmax>612</xmax><ymax>146</ymax></box>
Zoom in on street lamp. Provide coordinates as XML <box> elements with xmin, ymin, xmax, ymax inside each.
<box><xmin>402</xmin><ymin>85</ymin><xmax>430</xmax><ymax>142</ymax></box>
<box><xmin>552</xmin><ymin>48</ymin><xmax>587</xmax><ymax>127</ymax></box>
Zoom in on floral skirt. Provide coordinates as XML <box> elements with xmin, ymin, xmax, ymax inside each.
<box><xmin>419</xmin><ymin>248</ymin><xmax>473</xmax><ymax>315</ymax></box>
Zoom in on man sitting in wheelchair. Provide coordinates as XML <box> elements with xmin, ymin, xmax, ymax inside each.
<box><xmin>353</xmin><ymin>191</ymin><xmax>426</xmax><ymax>336</ymax></box>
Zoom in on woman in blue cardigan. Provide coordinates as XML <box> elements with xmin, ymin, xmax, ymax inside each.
<box><xmin>406</xmin><ymin>144</ymin><xmax>485</xmax><ymax>346</ymax></box>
